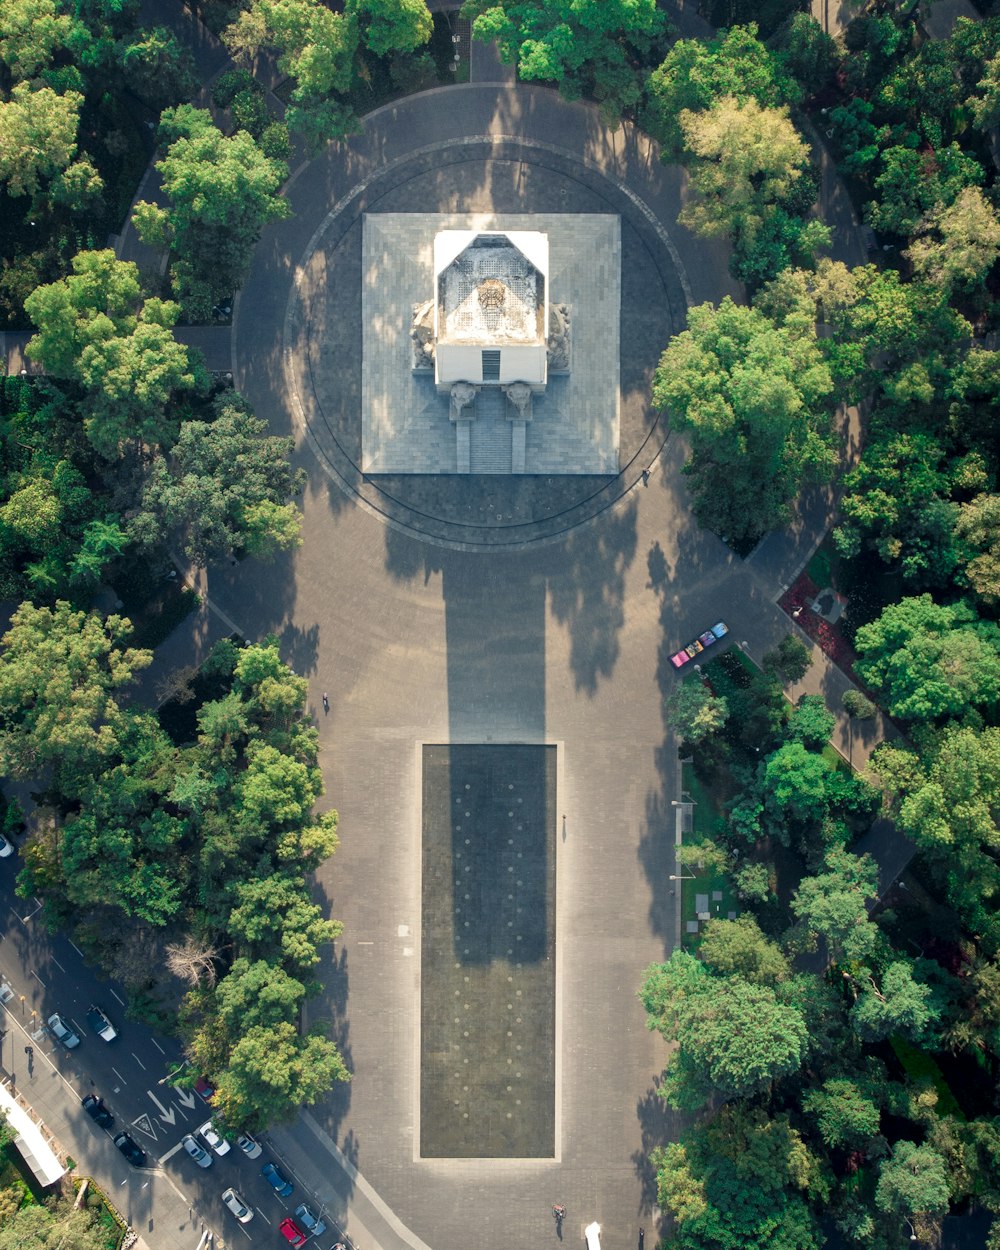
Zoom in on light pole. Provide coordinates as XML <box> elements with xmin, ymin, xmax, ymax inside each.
<box><xmin>669</xmin><ymin>874</ymin><xmax>695</xmax><ymax>881</ymax></box>
<box><xmin>903</xmin><ymin>1218</ymin><xmax>917</xmax><ymax>1242</ymax></box>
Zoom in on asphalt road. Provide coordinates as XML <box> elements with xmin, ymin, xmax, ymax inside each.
<box><xmin>0</xmin><ymin>859</ymin><xmax>349</xmax><ymax>1250</ymax></box>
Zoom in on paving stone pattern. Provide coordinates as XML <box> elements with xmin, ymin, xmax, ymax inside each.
<box><xmin>420</xmin><ymin>744</ymin><xmax>556</xmax><ymax>1159</ymax></box>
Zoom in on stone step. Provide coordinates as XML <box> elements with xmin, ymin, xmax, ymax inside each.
<box><xmin>470</xmin><ymin>387</ymin><xmax>511</xmax><ymax>473</ymax></box>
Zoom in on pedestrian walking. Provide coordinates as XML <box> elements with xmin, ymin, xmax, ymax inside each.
<box><xmin>641</xmin><ymin>469</ymin><xmax>650</xmax><ymax>487</ymax></box>
<box><xmin>322</xmin><ymin>692</ymin><xmax>330</xmax><ymax>714</ymax></box>
<box><xmin>553</xmin><ymin>1204</ymin><xmax>566</xmax><ymax>1221</ymax></box>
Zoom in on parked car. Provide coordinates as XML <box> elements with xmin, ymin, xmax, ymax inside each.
<box><xmin>236</xmin><ymin>1132</ymin><xmax>262</xmax><ymax>1159</ymax></box>
<box><xmin>113</xmin><ymin>1132</ymin><xmax>146</xmax><ymax>1166</ymax></box>
<box><xmin>279</xmin><ymin>1218</ymin><xmax>308</xmax><ymax>1247</ymax></box>
<box><xmin>670</xmin><ymin>621</ymin><xmax>730</xmax><ymax>669</ymax></box>
<box><xmin>0</xmin><ymin>834</ymin><xmax>13</xmax><ymax>857</ymax></box>
<box><xmin>182</xmin><ymin>1134</ymin><xmax>213</xmax><ymax>1168</ymax></box>
<box><xmin>47</xmin><ymin>1013</ymin><xmax>80</xmax><ymax>1048</ymax></box>
<box><xmin>81</xmin><ymin>1095</ymin><xmax>114</xmax><ymax>1129</ymax></box>
<box><xmin>86</xmin><ymin>1004</ymin><xmax>118</xmax><ymax>1042</ymax></box>
<box><xmin>261</xmin><ymin>1162</ymin><xmax>294</xmax><ymax>1197</ymax></box>
<box><xmin>197</xmin><ymin>1120</ymin><xmax>231</xmax><ymax>1156</ymax></box>
<box><xmin>293</xmin><ymin>1204</ymin><xmax>327</xmax><ymax>1239</ymax></box>
<box><xmin>194</xmin><ymin>1075</ymin><xmax>216</xmax><ymax>1102</ymax></box>
<box><xmin>222</xmin><ymin>1188</ymin><xmax>254</xmax><ymax>1223</ymax></box>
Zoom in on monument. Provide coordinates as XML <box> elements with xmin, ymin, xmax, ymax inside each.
<box><xmin>361</xmin><ymin>213</ymin><xmax>620</xmax><ymax>476</ymax></box>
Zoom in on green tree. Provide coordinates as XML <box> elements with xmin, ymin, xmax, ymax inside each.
<box><xmin>875</xmin><ymin>1141</ymin><xmax>950</xmax><ymax>1219</ymax></box>
<box><xmin>873</xmin><ymin>727</ymin><xmax>1000</xmax><ymax>949</ymax></box>
<box><xmin>119</xmin><ymin>26</ymin><xmax>199</xmax><ymax>109</ymax></box>
<box><xmin>764</xmin><ymin>741</ymin><xmax>834</xmax><ymax>829</ymax></box>
<box><xmin>790</xmin><ymin>847</ymin><xmax>880</xmax><ymax>965</ymax></box>
<box><xmin>956</xmin><ymin>494</ymin><xmax>1000</xmax><ymax>606</ymax></box>
<box><xmin>130</xmin><ymin>396</ymin><xmax>304</xmax><ymax>565</ymax></box>
<box><xmin>212</xmin><ymin>1020</ymin><xmax>350</xmax><ymax>1132</ymax></box>
<box><xmin>699</xmin><ymin>915</ymin><xmax>790</xmax><ymax>985</ymax></box>
<box><xmin>640</xmin><ymin>951</ymin><xmax>807</xmax><ymax>1105</ymax></box>
<box><xmin>646</xmin><ymin>25</ymin><xmax>795</xmax><ymax>160</ymax></box>
<box><xmin>462</xmin><ymin>0</ymin><xmax>667</xmax><ymax>121</ymax></box>
<box><xmin>803</xmin><ymin>1077</ymin><xmax>882</xmax><ymax>1150</ymax></box>
<box><xmin>229</xmin><ymin>874</ymin><xmax>342</xmax><ymax>973</ymax></box>
<box><xmin>24</xmin><ymin>250</ymin><xmax>195</xmax><ymax>457</ymax></box>
<box><xmin>223</xmin><ymin>0</ymin><xmax>359</xmax><ymax>145</ymax></box>
<box><xmin>787</xmin><ymin>695</ymin><xmax>835</xmax><ymax>750</ymax></box>
<box><xmin>906</xmin><ymin>187</ymin><xmax>1000</xmax><ymax>293</ymax></box>
<box><xmin>855</xmin><ymin>595</ymin><xmax>1000</xmax><ymax>724</ymax></box>
<box><xmin>833</xmin><ymin>433</ymin><xmax>960</xmax><ymax>586</ymax></box>
<box><xmin>133</xmin><ymin>106</ymin><xmax>291</xmax><ymax>312</ymax></box>
<box><xmin>652</xmin><ymin>297</ymin><xmax>835</xmax><ymax>545</ymax></box>
<box><xmin>0</xmin><ymin>0</ymin><xmax>81</xmax><ymax>80</ymax></box>
<box><xmin>867</xmin><ymin>143</ymin><xmax>983</xmax><ymax>237</ymax></box>
<box><xmin>665</xmin><ymin>680</ymin><xmax>729</xmax><ymax>745</ymax></box>
<box><xmin>0</xmin><ymin>601</ymin><xmax>150</xmax><ymax>796</ymax></box>
<box><xmin>0</xmin><ymin>1202</ymin><xmax>112</xmax><ymax>1250</ymax></box>
<box><xmin>678</xmin><ymin>97</ymin><xmax>812</xmax><ymax>242</ymax></box>
<box><xmin>850</xmin><ymin>959</ymin><xmax>941</xmax><ymax>1043</ymax></box>
<box><xmin>348</xmin><ymin>0</ymin><xmax>432</xmax><ymax>57</ymax></box>
<box><xmin>772</xmin><ymin>13</ymin><xmax>837</xmax><ymax>96</ymax></box>
<box><xmin>843</xmin><ymin>690</ymin><xmax>877</xmax><ymax>721</ymax></box>
<box><xmin>0</xmin><ymin>83</ymin><xmax>84</xmax><ymax>198</ymax></box>
<box><xmin>762</xmin><ymin>634</ymin><xmax>811</xmax><ymax>685</ymax></box>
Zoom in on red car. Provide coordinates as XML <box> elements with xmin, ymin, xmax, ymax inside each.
<box><xmin>279</xmin><ymin>1219</ymin><xmax>308</xmax><ymax>1248</ymax></box>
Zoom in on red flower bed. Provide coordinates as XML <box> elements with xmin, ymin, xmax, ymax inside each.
<box><xmin>779</xmin><ymin>573</ymin><xmax>859</xmax><ymax>675</ymax></box>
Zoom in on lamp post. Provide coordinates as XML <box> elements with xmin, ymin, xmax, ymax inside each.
<box><xmin>669</xmin><ymin>874</ymin><xmax>695</xmax><ymax>881</ymax></box>
<box><xmin>903</xmin><ymin>1219</ymin><xmax>917</xmax><ymax>1242</ymax></box>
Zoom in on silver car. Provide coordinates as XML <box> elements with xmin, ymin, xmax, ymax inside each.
<box><xmin>294</xmin><ymin>1204</ymin><xmax>327</xmax><ymax>1239</ymax></box>
<box><xmin>48</xmin><ymin>1013</ymin><xmax>80</xmax><ymax>1048</ymax></box>
<box><xmin>182</xmin><ymin>1134</ymin><xmax>213</xmax><ymax>1168</ymax></box>
<box><xmin>198</xmin><ymin>1120</ymin><xmax>231</xmax><ymax>1156</ymax></box>
<box><xmin>236</xmin><ymin>1132</ymin><xmax>262</xmax><ymax>1159</ymax></box>
<box><xmin>222</xmin><ymin>1188</ymin><xmax>253</xmax><ymax>1224</ymax></box>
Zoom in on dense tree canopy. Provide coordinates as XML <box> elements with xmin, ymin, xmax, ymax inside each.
<box><xmin>653</xmin><ymin>297</ymin><xmax>835</xmax><ymax>545</ymax></box>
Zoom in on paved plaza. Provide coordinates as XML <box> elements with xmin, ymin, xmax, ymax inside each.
<box><xmin>123</xmin><ymin>65</ymin><xmax>889</xmax><ymax>1250</ymax></box>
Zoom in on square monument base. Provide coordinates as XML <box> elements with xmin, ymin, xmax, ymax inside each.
<box><xmin>362</xmin><ymin>214</ymin><xmax>620</xmax><ymax>475</ymax></box>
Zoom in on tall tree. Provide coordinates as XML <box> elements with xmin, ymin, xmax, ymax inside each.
<box><xmin>0</xmin><ymin>84</ymin><xmax>84</xmax><ymax>198</ymax></box>
<box><xmin>348</xmin><ymin>0</ymin><xmax>432</xmax><ymax>57</ymax></box>
<box><xmin>790</xmin><ymin>847</ymin><xmax>880</xmax><ymax>965</ymax></box>
<box><xmin>128</xmin><ymin>396</ymin><xmax>305</xmax><ymax>565</ymax></box>
<box><xmin>0</xmin><ymin>601</ymin><xmax>150</xmax><ymax>796</ymax></box>
<box><xmin>133</xmin><ymin>106</ymin><xmax>291</xmax><ymax>314</ymax></box>
<box><xmin>24</xmin><ymin>250</ymin><xmax>195</xmax><ymax>457</ymax></box>
<box><xmin>652</xmin><ymin>297</ymin><xmax>835</xmax><ymax>545</ymax></box>
<box><xmin>956</xmin><ymin>494</ymin><xmax>1000</xmax><ymax>605</ymax></box>
<box><xmin>906</xmin><ymin>186</ymin><xmax>1000</xmax><ymax>293</ymax></box>
<box><xmin>854</xmin><ymin>595</ymin><xmax>1000</xmax><ymax>724</ymax></box>
<box><xmin>462</xmin><ymin>0</ymin><xmax>667</xmax><ymax>120</ymax></box>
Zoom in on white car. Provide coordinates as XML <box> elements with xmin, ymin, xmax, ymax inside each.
<box><xmin>181</xmin><ymin>1134</ymin><xmax>213</xmax><ymax>1168</ymax></box>
<box><xmin>48</xmin><ymin>1013</ymin><xmax>81</xmax><ymax>1048</ymax></box>
<box><xmin>236</xmin><ymin>1132</ymin><xmax>262</xmax><ymax>1159</ymax></box>
<box><xmin>222</xmin><ymin>1188</ymin><xmax>253</xmax><ymax>1223</ymax></box>
<box><xmin>0</xmin><ymin>834</ymin><xmax>13</xmax><ymax>857</ymax></box>
<box><xmin>198</xmin><ymin>1120</ymin><xmax>231</xmax><ymax>1156</ymax></box>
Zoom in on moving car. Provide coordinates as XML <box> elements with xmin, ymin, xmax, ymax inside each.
<box><xmin>197</xmin><ymin>1120</ymin><xmax>231</xmax><ymax>1156</ymax></box>
<box><xmin>222</xmin><ymin>1188</ymin><xmax>254</xmax><ymax>1223</ymax></box>
<box><xmin>262</xmin><ymin>1162</ymin><xmax>294</xmax><ymax>1197</ymax></box>
<box><xmin>236</xmin><ymin>1132</ymin><xmax>262</xmax><ymax>1159</ymax></box>
<box><xmin>113</xmin><ymin>1132</ymin><xmax>146</xmax><ymax>1166</ymax></box>
<box><xmin>47</xmin><ymin>1013</ymin><xmax>80</xmax><ymax>1048</ymax></box>
<box><xmin>0</xmin><ymin>834</ymin><xmax>13</xmax><ymax>857</ymax></box>
<box><xmin>293</xmin><ymin>1204</ymin><xmax>327</xmax><ymax>1239</ymax></box>
<box><xmin>279</xmin><ymin>1218</ymin><xmax>308</xmax><ymax>1247</ymax></box>
<box><xmin>182</xmin><ymin>1134</ymin><xmax>213</xmax><ymax>1168</ymax></box>
<box><xmin>81</xmin><ymin>1095</ymin><xmax>114</xmax><ymax>1129</ymax></box>
<box><xmin>86</xmin><ymin>1004</ymin><xmax>118</xmax><ymax>1042</ymax></box>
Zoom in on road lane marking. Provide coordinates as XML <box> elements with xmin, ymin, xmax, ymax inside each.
<box><xmin>174</xmin><ymin>1086</ymin><xmax>197</xmax><ymax>1109</ymax></box>
<box><xmin>51</xmin><ymin>957</ymin><xmax>66</xmax><ymax>974</ymax></box>
<box><xmin>111</xmin><ymin>1066</ymin><xmax>128</xmax><ymax>1085</ymax></box>
<box><xmin>148</xmin><ymin>1091</ymin><xmax>176</xmax><ymax>1125</ymax></box>
<box><xmin>131</xmin><ymin>1052</ymin><xmax>147</xmax><ymax>1071</ymax></box>
<box><xmin>158</xmin><ymin>1141</ymin><xmax>184</xmax><ymax>1163</ymax></box>
<box><xmin>150</xmin><ymin>1038</ymin><xmax>165</xmax><ymax>1054</ymax></box>
<box><xmin>68</xmin><ymin>940</ymin><xmax>84</xmax><ymax>956</ymax></box>
<box><xmin>30</xmin><ymin>970</ymin><xmax>46</xmax><ymax>988</ymax></box>
<box><xmin>110</xmin><ymin>989</ymin><xmax>126</xmax><ymax>1006</ymax></box>
<box><xmin>131</xmin><ymin>1112</ymin><xmax>158</xmax><ymax>1140</ymax></box>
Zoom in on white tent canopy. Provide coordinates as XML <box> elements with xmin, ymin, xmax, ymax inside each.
<box><xmin>0</xmin><ymin>1081</ymin><xmax>66</xmax><ymax>1187</ymax></box>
